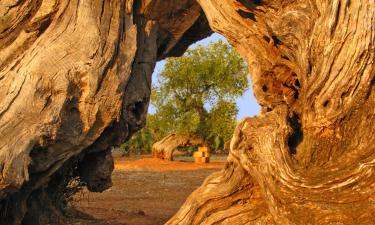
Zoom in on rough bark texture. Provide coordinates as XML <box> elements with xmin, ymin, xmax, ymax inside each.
<box><xmin>0</xmin><ymin>1</ymin><xmax>211</xmax><ymax>224</ymax></box>
<box><xmin>0</xmin><ymin>0</ymin><xmax>374</xmax><ymax>224</ymax></box>
<box><xmin>168</xmin><ymin>0</ymin><xmax>375</xmax><ymax>224</ymax></box>
<box><xmin>152</xmin><ymin>133</ymin><xmax>206</xmax><ymax>160</ymax></box>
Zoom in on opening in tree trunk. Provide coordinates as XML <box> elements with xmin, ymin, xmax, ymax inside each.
<box><xmin>152</xmin><ymin>134</ymin><xmax>206</xmax><ymax>161</ymax></box>
<box><xmin>0</xmin><ymin>0</ymin><xmax>374</xmax><ymax>224</ymax></box>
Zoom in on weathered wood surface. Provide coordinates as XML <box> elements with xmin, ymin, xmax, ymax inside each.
<box><xmin>0</xmin><ymin>0</ymin><xmax>374</xmax><ymax>224</ymax></box>
<box><xmin>0</xmin><ymin>1</ymin><xmax>211</xmax><ymax>224</ymax></box>
<box><xmin>152</xmin><ymin>133</ymin><xmax>206</xmax><ymax>160</ymax></box>
<box><xmin>168</xmin><ymin>0</ymin><xmax>375</xmax><ymax>224</ymax></box>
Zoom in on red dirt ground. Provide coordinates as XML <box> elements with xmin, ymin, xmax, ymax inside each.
<box><xmin>71</xmin><ymin>155</ymin><xmax>225</xmax><ymax>225</ymax></box>
<box><xmin>115</xmin><ymin>156</ymin><xmax>225</xmax><ymax>171</ymax></box>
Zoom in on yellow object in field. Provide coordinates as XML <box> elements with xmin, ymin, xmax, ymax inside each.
<box><xmin>193</xmin><ymin>151</ymin><xmax>204</xmax><ymax>157</ymax></box>
<box><xmin>195</xmin><ymin>156</ymin><xmax>210</xmax><ymax>163</ymax></box>
<box><xmin>198</xmin><ymin>146</ymin><xmax>208</xmax><ymax>152</ymax></box>
<box><xmin>194</xmin><ymin>146</ymin><xmax>210</xmax><ymax>163</ymax></box>
<box><xmin>193</xmin><ymin>151</ymin><xmax>209</xmax><ymax>157</ymax></box>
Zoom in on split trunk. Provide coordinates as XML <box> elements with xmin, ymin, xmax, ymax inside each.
<box><xmin>0</xmin><ymin>0</ymin><xmax>374</xmax><ymax>224</ymax></box>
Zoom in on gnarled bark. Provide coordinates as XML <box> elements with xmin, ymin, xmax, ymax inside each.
<box><xmin>0</xmin><ymin>1</ymin><xmax>211</xmax><ymax>224</ymax></box>
<box><xmin>168</xmin><ymin>0</ymin><xmax>375</xmax><ymax>224</ymax></box>
<box><xmin>152</xmin><ymin>133</ymin><xmax>206</xmax><ymax>160</ymax></box>
<box><xmin>0</xmin><ymin>0</ymin><xmax>374</xmax><ymax>224</ymax></box>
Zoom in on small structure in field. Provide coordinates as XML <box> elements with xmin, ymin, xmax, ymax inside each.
<box><xmin>193</xmin><ymin>147</ymin><xmax>210</xmax><ymax>163</ymax></box>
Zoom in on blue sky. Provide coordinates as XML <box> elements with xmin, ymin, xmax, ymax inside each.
<box><xmin>149</xmin><ymin>33</ymin><xmax>260</xmax><ymax>120</ymax></box>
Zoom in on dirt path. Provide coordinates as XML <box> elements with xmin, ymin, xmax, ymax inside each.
<box><xmin>71</xmin><ymin>156</ymin><xmax>225</xmax><ymax>225</ymax></box>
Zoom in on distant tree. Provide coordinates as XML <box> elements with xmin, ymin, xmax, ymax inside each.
<box><xmin>150</xmin><ymin>40</ymin><xmax>248</xmax><ymax>150</ymax></box>
<box><xmin>120</xmin><ymin>128</ymin><xmax>154</xmax><ymax>154</ymax></box>
<box><xmin>206</xmin><ymin>100</ymin><xmax>238</xmax><ymax>151</ymax></box>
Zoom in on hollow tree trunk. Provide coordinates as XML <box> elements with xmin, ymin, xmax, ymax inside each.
<box><xmin>0</xmin><ymin>1</ymin><xmax>211</xmax><ymax>224</ymax></box>
<box><xmin>168</xmin><ymin>0</ymin><xmax>375</xmax><ymax>225</ymax></box>
<box><xmin>0</xmin><ymin>0</ymin><xmax>374</xmax><ymax>224</ymax></box>
<box><xmin>152</xmin><ymin>133</ymin><xmax>206</xmax><ymax>160</ymax></box>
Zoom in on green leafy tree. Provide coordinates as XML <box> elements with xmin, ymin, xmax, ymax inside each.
<box><xmin>120</xmin><ymin>128</ymin><xmax>154</xmax><ymax>154</ymax></box>
<box><xmin>206</xmin><ymin>100</ymin><xmax>238</xmax><ymax>150</ymax></box>
<box><xmin>150</xmin><ymin>40</ymin><xmax>248</xmax><ymax>149</ymax></box>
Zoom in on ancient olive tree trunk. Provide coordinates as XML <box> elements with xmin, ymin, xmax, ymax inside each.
<box><xmin>0</xmin><ymin>0</ymin><xmax>211</xmax><ymax>224</ymax></box>
<box><xmin>168</xmin><ymin>0</ymin><xmax>375</xmax><ymax>225</ymax></box>
<box><xmin>152</xmin><ymin>133</ymin><xmax>206</xmax><ymax>160</ymax></box>
<box><xmin>1</xmin><ymin>0</ymin><xmax>374</xmax><ymax>224</ymax></box>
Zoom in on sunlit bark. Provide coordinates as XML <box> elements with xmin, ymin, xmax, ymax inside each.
<box><xmin>0</xmin><ymin>0</ymin><xmax>374</xmax><ymax>224</ymax></box>
<box><xmin>0</xmin><ymin>1</ymin><xmax>211</xmax><ymax>224</ymax></box>
<box><xmin>168</xmin><ymin>0</ymin><xmax>375</xmax><ymax>224</ymax></box>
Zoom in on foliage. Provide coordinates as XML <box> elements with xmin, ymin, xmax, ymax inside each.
<box><xmin>120</xmin><ymin>128</ymin><xmax>154</xmax><ymax>154</ymax></box>
<box><xmin>149</xmin><ymin>40</ymin><xmax>248</xmax><ymax>149</ymax></box>
<box><xmin>207</xmin><ymin>100</ymin><xmax>238</xmax><ymax>141</ymax></box>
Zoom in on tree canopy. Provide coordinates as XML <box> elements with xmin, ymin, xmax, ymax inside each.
<box><xmin>148</xmin><ymin>40</ymin><xmax>248</xmax><ymax>150</ymax></box>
